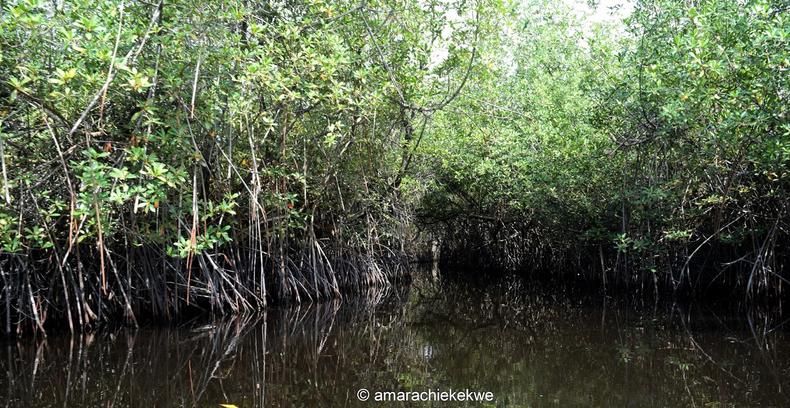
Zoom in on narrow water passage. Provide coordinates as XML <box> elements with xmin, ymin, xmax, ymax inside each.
<box><xmin>2</xmin><ymin>275</ymin><xmax>789</xmax><ymax>407</ymax></box>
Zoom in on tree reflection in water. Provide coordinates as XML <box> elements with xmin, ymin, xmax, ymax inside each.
<box><xmin>2</xmin><ymin>277</ymin><xmax>789</xmax><ymax>407</ymax></box>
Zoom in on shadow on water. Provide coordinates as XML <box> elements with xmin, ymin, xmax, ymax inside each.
<box><xmin>2</xmin><ymin>273</ymin><xmax>790</xmax><ymax>407</ymax></box>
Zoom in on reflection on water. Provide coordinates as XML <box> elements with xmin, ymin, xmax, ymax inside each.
<box><xmin>2</xmin><ymin>275</ymin><xmax>790</xmax><ymax>407</ymax></box>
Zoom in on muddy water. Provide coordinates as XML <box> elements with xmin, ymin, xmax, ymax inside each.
<box><xmin>2</xmin><ymin>275</ymin><xmax>789</xmax><ymax>407</ymax></box>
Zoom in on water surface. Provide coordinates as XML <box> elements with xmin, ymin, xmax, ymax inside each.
<box><xmin>2</xmin><ymin>275</ymin><xmax>789</xmax><ymax>407</ymax></box>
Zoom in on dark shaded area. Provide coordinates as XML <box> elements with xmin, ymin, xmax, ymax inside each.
<box><xmin>2</xmin><ymin>274</ymin><xmax>789</xmax><ymax>407</ymax></box>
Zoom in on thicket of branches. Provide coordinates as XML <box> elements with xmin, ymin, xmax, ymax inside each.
<box><xmin>413</xmin><ymin>0</ymin><xmax>789</xmax><ymax>297</ymax></box>
<box><xmin>0</xmin><ymin>0</ymin><xmax>487</xmax><ymax>333</ymax></box>
<box><xmin>1</xmin><ymin>0</ymin><xmax>788</xmax><ymax>334</ymax></box>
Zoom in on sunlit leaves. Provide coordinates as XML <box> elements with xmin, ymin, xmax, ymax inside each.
<box><xmin>125</xmin><ymin>68</ymin><xmax>152</xmax><ymax>93</ymax></box>
<box><xmin>48</xmin><ymin>68</ymin><xmax>78</xmax><ymax>86</ymax></box>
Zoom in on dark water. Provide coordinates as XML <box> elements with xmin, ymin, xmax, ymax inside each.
<box><xmin>2</xmin><ymin>275</ymin><xmax>790</xmax><ymax>407</ymax></box>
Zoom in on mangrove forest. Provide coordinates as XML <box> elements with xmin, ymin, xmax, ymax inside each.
<box><xmin>2</xmin><ymin>0</ymin><xmax>790</xmax><ymax>406</ymax></box>
<box><xmin>0</xmin><ymin>0</ymin><xmax>789</xmax><ymax>333</ymax></box>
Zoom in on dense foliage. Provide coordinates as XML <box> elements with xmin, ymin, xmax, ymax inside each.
<box><xmin>1</xmin><ymin>0</ymin><xmax>788</xmax><ymax>333</ymax></box>
<box><xmin>416</xmin><ymin>0</ymin><xmax>789</xmax><ymax>296</ymax></box>
<box><xmin>0</xmin><ymin>0</ymin><xmax>487</xmax><ymax>332</ymax></box>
